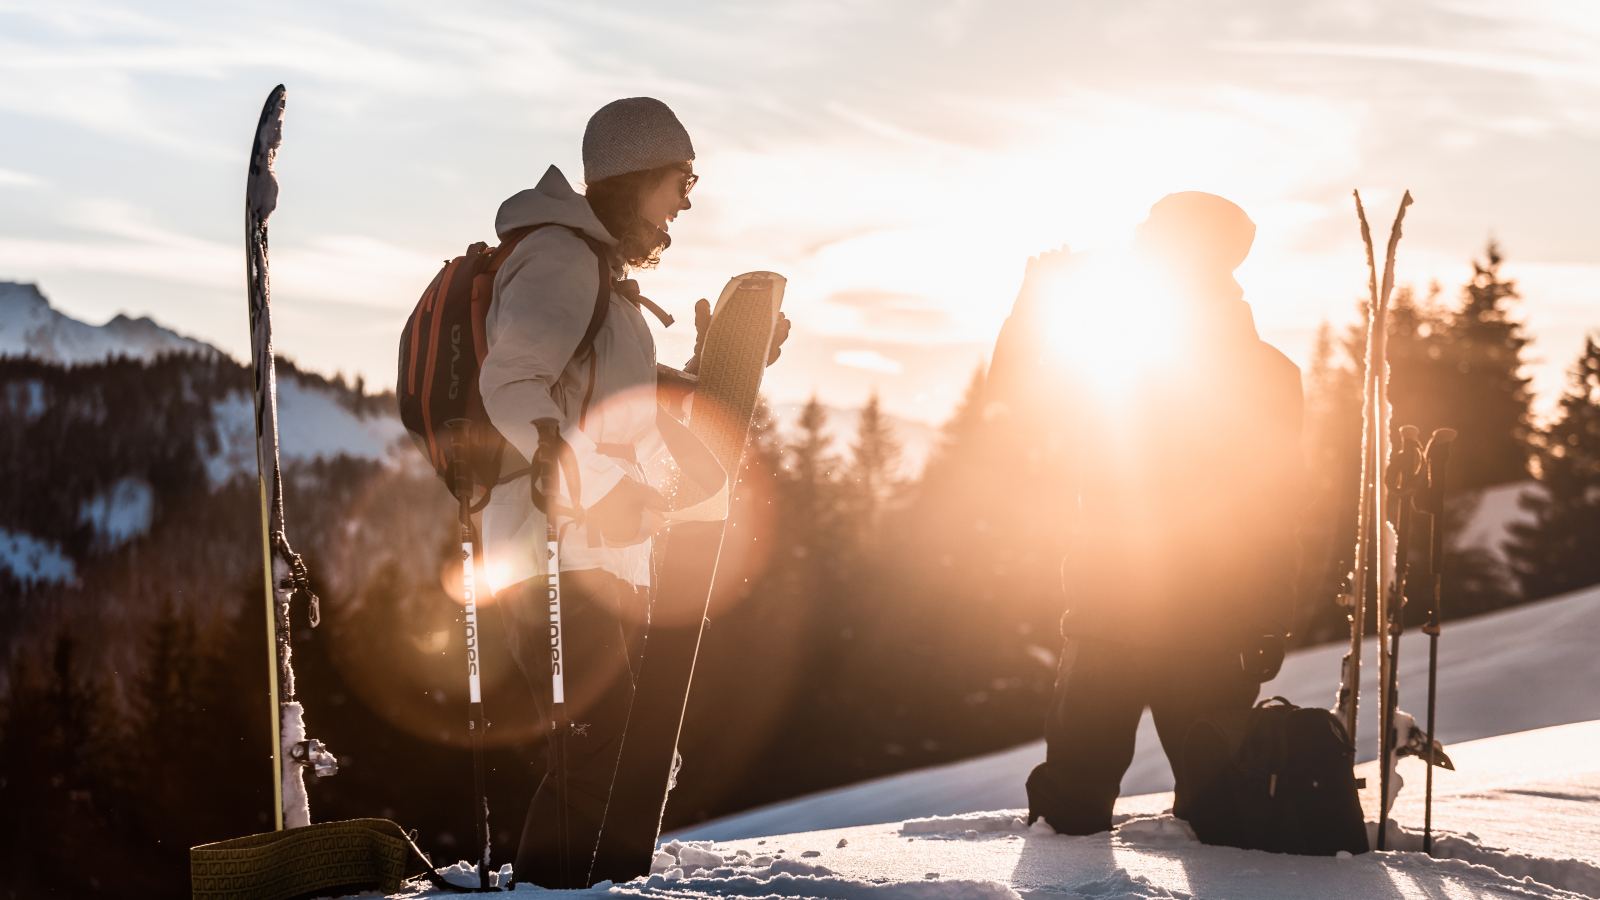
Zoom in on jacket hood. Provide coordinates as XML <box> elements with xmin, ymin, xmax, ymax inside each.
<box><xmin>495</xmin><ymin>165</ymin><xmax>617</xmax><ymax>246</ymax></box>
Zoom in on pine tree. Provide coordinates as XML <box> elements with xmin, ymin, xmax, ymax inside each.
<box><xmin>1440</xmin><ymin>242</ymin><xmax>1535</xmax><ymax>490</ymax></box>
<box><xmin>788</xmin><ymin>394</ymin><xmax>841</xmax><ymax>540</ymax></box>
<box><xmin>846</xmin><ymin>390</ymin><xmax>902</xmax><ymax>540</ymax></box>
<box><xmin>1507</xmin><ymin>336</ymin><xmax>1600</xmax><ymax>600</ymax></box>
<box><xmin>1296</xmin><ymin>319</ymin><xmax>1366</xmax><ymax>644</ymax></box>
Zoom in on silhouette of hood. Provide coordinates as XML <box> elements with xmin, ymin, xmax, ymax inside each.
<box><xmin>494</xmin><ymin>165</ymin><xmax>617</xmax><ymax>246</ymax></box>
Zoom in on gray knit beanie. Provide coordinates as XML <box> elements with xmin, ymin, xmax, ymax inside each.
<box><xmin>582</xmin><ymin>97</ymin><xmax>695</xmax><ymax>184</ymax></box>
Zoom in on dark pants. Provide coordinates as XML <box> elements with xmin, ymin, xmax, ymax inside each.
<box><xmin>1026</xmin><ymin>635</ymin><xmax>1258</xmax><ymax>835</ymax></box>
<box><xmin>498</xmin><ymin>568</ymin><xmax>649</xmax><ymax>888</ymax></box>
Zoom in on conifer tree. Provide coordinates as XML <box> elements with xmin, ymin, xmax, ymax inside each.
<box><xmin>1296</xmin><ymin>319</ymin><xmax>1367</xmax><ymax>644</ymax></box>
<box><xmin>1508</xmin><ymin>336</ymin><xmax>1600</xmax><ymax>600</ymax></box>
<box><xmin>788</xmin><ymin>394</ymin><xmax>841</xmax><ymax>544</ymax></box>
<box><xmin>1440</xmin><ymin>243</ymin><xmax>1535</xmax><ymax>489</ymax></box>
<box><xmin>846</xmin><ymin>390</ymin><xmax>902</xmax><ymax>540</ymax></box>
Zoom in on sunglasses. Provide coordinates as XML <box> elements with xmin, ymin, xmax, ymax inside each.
<box><xmin>675</xmin><ymin>166</ymin><xmax>699</xmax><ymax>198</ymax></box>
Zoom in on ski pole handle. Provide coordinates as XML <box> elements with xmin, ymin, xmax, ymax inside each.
<box><xmin>1424</xmin><ymin>429</ymin><xmax>1457</xmax><ymax>577</ymax></box>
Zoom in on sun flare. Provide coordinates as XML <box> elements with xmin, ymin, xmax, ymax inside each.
<box><xmin>1039</xmin><ymin>247</ymin><xmax>1188</xmax><ymax>405</ymax></box>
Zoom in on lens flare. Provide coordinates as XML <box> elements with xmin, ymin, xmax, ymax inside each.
<box><xmin>1039</xmin><ymin>247</ymin><xmax>1188</xmax><ymax>407</ymax></box>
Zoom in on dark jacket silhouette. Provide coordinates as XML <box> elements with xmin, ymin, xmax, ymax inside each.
<box><xmin>986</xmin><ymin>192</ymin><xmax>1306</xmax><ymax>834</ymax></box>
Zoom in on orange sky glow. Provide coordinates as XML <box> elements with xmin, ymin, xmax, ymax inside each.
<box><xmin>2</xmin><ymin>1</ymin><xmax>1597</xmax><ymax>428</ymax></box>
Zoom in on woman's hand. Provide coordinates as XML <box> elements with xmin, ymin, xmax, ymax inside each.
<box><xmin>588</xmin><ymin>477</ymin><xmax>669</xmax><ymax>545</ymax></box>
<box><xmin>1014</xmin><ymin>244</ymin><xmax>1077</xmax><ymax>321</ymax></box>
<box><xmin>683</xmin><ymin>299</ymin><xmax>791</xmax><ymax>375</ymax></box>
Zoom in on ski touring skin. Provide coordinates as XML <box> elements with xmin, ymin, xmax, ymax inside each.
<box><xmin>245</xmin><ymin>83</ymin><xmax>337</xmax><ymax>832</ymax></box>
<box><xmin>588</xmin><ymin>272</ymin><xmax>786</xmax><ymax>885</ymax></box>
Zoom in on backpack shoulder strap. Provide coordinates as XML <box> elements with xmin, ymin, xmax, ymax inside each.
<box><xmin>478</xmin><ymin>223</ymin><xmax>613</xmax><ymax>358</ymax></box>
<box><xmin>483</xmin><ymin>223</ymin><xmax>550</xmax><ymax>274</ymax></box>
<box><xmin>566</xmin><ymin>229</ymin><xmax>614</xmax><ymax>359</ymax></box>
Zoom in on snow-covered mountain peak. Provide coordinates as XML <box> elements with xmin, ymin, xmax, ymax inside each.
<box><xmin>0</xmin><ymin>281</ymin><xmax>216</xmax><ymax>365</ymax></box>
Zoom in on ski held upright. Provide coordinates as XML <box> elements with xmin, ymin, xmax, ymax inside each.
<box><xmin>245</xmin><ymin>84</ymin><xmax>335</xmax><ymax>832</ymax></box>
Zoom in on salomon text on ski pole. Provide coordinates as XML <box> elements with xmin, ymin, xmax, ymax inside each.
<box><xmin>533</xmin><ymin>418</ymin><xmax>574</xmax><ymax>888</ymax></box>
<box><xmin>1421</xmin><ymin>427</ymin><xmax>1457</xmax><ymax>855</ymax></box>
<box><xmin>447</xmin><ymin>419</ymin><xmax>498</xmax><ymax>892</ymax></box>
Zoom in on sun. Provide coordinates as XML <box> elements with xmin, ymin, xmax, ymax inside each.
<box><xmin>1037</xmin><ymin>246</ymin><xmax>1188</xmax><ymax>407</ymax></box>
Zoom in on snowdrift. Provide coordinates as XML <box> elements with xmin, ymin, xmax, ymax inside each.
<box><xmin>401</xmin><ymin>719</ymin><xmax>1600</xmax><ymax>899</ymax></box>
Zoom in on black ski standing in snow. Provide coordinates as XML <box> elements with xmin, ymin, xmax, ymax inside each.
<box><xmin>246</xmin><ymin>84</ymin><xmax>336</xmax><ymax>831</ymax></box>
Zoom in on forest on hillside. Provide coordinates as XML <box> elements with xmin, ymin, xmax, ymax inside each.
<box><xmin>2</xmin><ymin>243</ymin><xmax>1598</xmax><ymax>895</ymax></box>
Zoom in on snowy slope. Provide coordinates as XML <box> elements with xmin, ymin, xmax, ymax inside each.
<box><xmin>379</xmin><ymin>588</ymin><xmax>1600</xmax><ymax>900</ymax></box>
<box><xmin>203</xmin><ymin>375</ymin><xmax>410</xmax><ymax>486</ymax></box>
<box><xmin>401</xmin><ymin>721</ymin><xmax>1600</xmax><ymax>899</ymax></box>
<box><xmin>1459</xmin><ymin>480</ymin><xmax>1542</xmax><ymax>565</ymax></box>
<box><xmin>0</xmin><ymin>281</ymin><xmax>213</xmax><ymax>363</ymax></box>
<box><xmin>0</xmin><ymin>283</ymin><xmax>409</xmax><ymax>585</ymax></box>
<box><xmin>0</xmin><ymin>280</ymin><xmax>407</xmax><ymax>481</ymax></box>
<box><xmin>678</xmin><ymin>582</ymin><xmax>1600</xmax><ymax>841</ymax></box>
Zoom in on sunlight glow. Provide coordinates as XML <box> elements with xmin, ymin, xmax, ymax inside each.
<box><xmin>1039</xmin><ymin>247</ymin><xmax>1188</xmax><ymax>405</ymax></box>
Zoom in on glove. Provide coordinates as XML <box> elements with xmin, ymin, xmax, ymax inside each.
<box><xmin>684</xmin><ymin>298</ymin><xmax>790</xmax><ymax>374</ymax></box>
<box><xmin>1240</xmin><ymin>634</ymin><xmax>1286</xmax><ymax>683</ymax></box>
<box><xmin>587</xmin><ymin>478</ymin><xmax>668</xmax><ymax>545</ymax></box>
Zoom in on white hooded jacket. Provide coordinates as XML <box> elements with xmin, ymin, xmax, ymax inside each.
<box><xmin>478</xmin><ymin>165</ymin><xmax>666</xmax><ymax>595</ymax></box>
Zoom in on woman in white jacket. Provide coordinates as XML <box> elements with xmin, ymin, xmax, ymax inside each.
<box><xmin>479</xmin><ymin>97</ymin><xmax>785</xmax><ymax>888</ymax></box>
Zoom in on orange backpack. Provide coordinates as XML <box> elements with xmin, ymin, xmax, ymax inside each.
<box><xmin>396</xmin><ymin>224</ymin><xmax>612</xmax><ymax>500</ymax></box>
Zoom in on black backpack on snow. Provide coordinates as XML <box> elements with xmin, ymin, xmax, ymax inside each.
<box><xmin>1182</xmin><ymin>696</ymin><xmax>1369</xmax><ymax>856</ymax></box>
<box><xmin>396</xmin><ymin>224</ymin><xmax>612</xmax><ymax>498</ymax></box>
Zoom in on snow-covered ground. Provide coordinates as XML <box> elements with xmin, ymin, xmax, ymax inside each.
<box><xmin>1458</xmin><ymin>480</ymin><xmax>1542</xmax><ymax>565</ymax></box>
<box><xmin>677</xmin><ymin>582</ymin><xmax>1600</xmax><ymax>841</ymax></box>
<box><xmin>386</xmin><ymin>583</ymin><xmax>1600</xmax><ymax>900</ymax></box>
<box><xmin>202</xmin><ymin>374</ymin><xmax>410</xmax><ymax>487</ymax></box>
<box><xmin>0</xmin><ymin>284</ymin><xmax>410</xmax><ymax>586</ymax></box>
<box><xmin>400</xmin><ymin>719</ymin><xmax>1600</xmax><ymax>898</ymax></box>
<box><xmin>0</xmin><ymin>281</ymin><xmax>212</xmax><ymax>363</ymax></box>
<box><xmin>0</xmin><ymin>527</ymin><xmax>78</xmax><ymax>587</ymax></box>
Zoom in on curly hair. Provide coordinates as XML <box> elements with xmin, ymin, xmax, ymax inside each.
<box><xmin>584</xmin><ymin>164</ymin><xmax>681</xmax><ymax>270</ymax></box>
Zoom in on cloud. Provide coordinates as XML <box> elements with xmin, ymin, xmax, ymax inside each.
<box><xmin>1216</xmin><ymin>40</ymin><xmax>1600</xmax><ymax>87</ymax></box>
<box><xmin>4</xmin><ymin>0</ymin><xmax>1599</xmax><ymax>427</ymax></box>
<box><xmin>0</xmin><ymin>167</ymin><xmax>41</xmax><ymax>187</ymax></box>
<box><xmin>833</xmin><ymin>349</ymin><xmax>903</xmax><ymax>374</ymax></box>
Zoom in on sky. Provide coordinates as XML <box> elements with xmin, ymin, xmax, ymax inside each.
<box><xmin>1</xmin><ymin>0</ymin><xmax>1598</xmax><ymax>425</ymax></box>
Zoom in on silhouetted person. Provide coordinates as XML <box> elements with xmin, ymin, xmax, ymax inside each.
<box><xmin>987</xmin><ymin>192</ymin><xmax>1305</xmax><ymax>834</ymax></box>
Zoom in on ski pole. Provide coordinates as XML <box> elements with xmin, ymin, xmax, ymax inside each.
<box><xmin>1376</xmin><ymin>425</ymin><xmax>1423</xmax><ymax>851</ymax></box>
<box><xmin>446</xmin><ymin>419</ymin><xmax>497</xmax><ymax>892</ymax></box>
<box><xmin>533</xmin><ymin>418</ymin><xmax>573</xmax><ymax>889</ymax></box>
<box><xmin>1421</xmin><ymin>427</ymin><xmax>1456</xmax><ymax>855</ymax></box>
